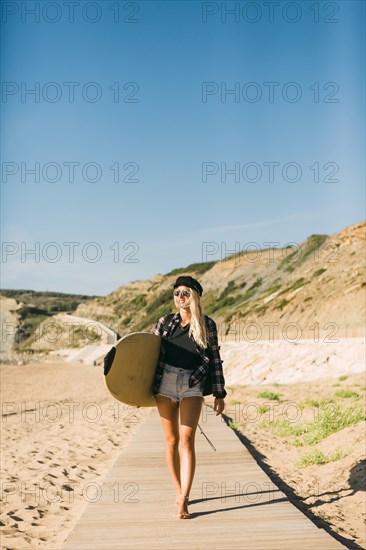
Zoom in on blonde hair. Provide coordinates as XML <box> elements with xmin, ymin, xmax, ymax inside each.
<box><xmin>174</xmin><ymin>288</ymin><xmax>208</xmax><ymax>349</ymax></box>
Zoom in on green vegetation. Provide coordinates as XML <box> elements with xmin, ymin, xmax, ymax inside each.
<box><xmin>241</xmin><ymin>277</ymin><xmax>263</xmax><ymax>302</ymax></box>
<box><xmin>208</xmin><ymin>295</ymin><xmax>236</xmax><ymax>314</ymax></box>
<box><xmin>274</xmin><ymin>299</ymin><xmax>289</xmax><ymax>310</ymax></box>
<box><xmin>18</xmin><ymin>305</ymin><xmax>52</xmax><ymax>319</ymax></box>
<box><xmin>277</xmin><ymin>277</ymin><xmax>308</xmax><ymax>297</ymax></box>
<box><xmin>122</xmin><ymin>316</ymin><xmax>132</xmax><ymax>326</ymax></box>
<box><xmin>259</xmin><ymin>404</ymin><xmax>365</xmax><ymax>445</ymax></box>
<box><xmin>299</xmin><ymin>398</ymin><xmax>335</xmax><ymax>409</ymax></box>
<box><xmin>203</xmin><ymin>281</ymin><xmax>244</xmax><ymax>314</ymax></box>
<box><xmin>254</xmin><ymin>305</ymin><xmax>268</xmax><ymax>315</ymax></box>
<box><xmin>15</xmin><ymin>307</ymin><xmax>53</xmax><ymax>350</ymax></box>
<box><xmin>263</xmin><ymin>283</ymin><xmax>282</xmax><ymax>297</ymax></box>
<box><xmin>0</xmin><ymin>289</ymin><xmax>97</xmax><ymax>313</ymax></box>
<box><xmin>72</xmin><ymin>326</ymin><xmax>102</xmax><ymax>346</ymax></box>
<box><xmin>277</xmin><ymin>234</ymin><xmax>328</xmax><ymax>271</ymax></box>
<box><xmin>338</xmin><ymin>375</ymin><xmax>348</xmax><ymax>381</ymax></box>
<box><xmin>334</xmin><ymin>390</ymin><xmax>360</xmax><ymax>399</ymax></box>
<box><xmin>135</xmin><ymin>288</ymin><xmax>177</xmax><ymax>330</ymax></box>
<box><xmin>297</xmin><ymin>447</ymin><xmax>350</xmax><ymax>468</ymax></box>
<box><xmin>313</xmin><ymin>268</ymin><xmax>327</xmax><ymax>277</ymax></box>
<box><xmin>228</xmin><ymin>420</ymin><xmax>240</xmax><ymax>430</ymax></box>
<box><xmin>238</xmin><ymin>310</ymin><xmax>250</xmax><ymax>318</ymax></box>
<box><xmin>256</xmin><ymin>391</ymin><xmax>280</xmax><ymax>401</ymax></box>
<box><xmin>229</xmin><ymin>399</ymin><xmax>241</xmax><ymax>405</ymax></box>
<box><xmin>113</xmin><ymin>303</ymin><xmax>125</xmax><ymax>316</ymax></box>
<box><xmin>1</xmin><ymin>289</ymin><xmax>100</xmax><ymax>351</ymax></box>
<box><xmin>259</xmin><ymin>405</ymin><xmax>270</xmax><ymax>415</ymax></box>
<box><xmin>166</xmin><ymin>261</ymin><xmax>216</xmax><ymax>276</ymax></box>
<box><xmin>145</xmin><ymin>289</ymin><xmax>172</xmax><ymax>314</ymax></box>
<box><xmin>131</xmin><ymin>294</ymin><xmax>147</xmax><ymax>307</ymax></box>
<box><xmin>226</xmin><ymin>244</ymin><xmax>293</xmax><ymax>263</ymax></box>
<box><xmin>259</xmin><ymin>418</ymin><xmax>306</xmax><ymax>438</ymax></box>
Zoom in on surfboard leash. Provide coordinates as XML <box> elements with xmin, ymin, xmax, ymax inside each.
<box><xmin>197</xmin><ymin>423</ymin><xmax>216</xmax><ymax>451</ymax></box>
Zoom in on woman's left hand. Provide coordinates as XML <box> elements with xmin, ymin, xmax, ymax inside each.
<box><xmin>214</xmin><ymin>397</ymin><xmax>225</xmax><ymax>416</ymax></box>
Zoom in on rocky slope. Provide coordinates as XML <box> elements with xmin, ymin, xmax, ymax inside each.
<box><xmin>75</xmin><ymin>220</ymin><xmax>366</xmax><ymax>341</ymax></box>
<box><xmin>1</xmin><ymin>220</ymin><xmax>365</xmax><ymax>357</ymax></box>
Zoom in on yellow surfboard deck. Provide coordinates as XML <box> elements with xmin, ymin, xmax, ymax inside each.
<box><xmin>104</xmin><ymin>332</ymin><xmax>161</xmax><ymax>407</ymax></box>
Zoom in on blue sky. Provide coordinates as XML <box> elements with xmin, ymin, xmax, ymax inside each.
<box><xmin>1</xmin><ymin>0</ymin><xmax>365</xmax><ymax>295</ymax></box>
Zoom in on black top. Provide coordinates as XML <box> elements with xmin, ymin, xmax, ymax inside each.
<box><xmin>162</xmin><ymin>322</ymin><xmax>202</xmax><ymax>370</ymax></box>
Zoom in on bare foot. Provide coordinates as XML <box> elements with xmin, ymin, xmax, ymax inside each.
<box><xmin>176</xmin><ymin>495</ymin><xmax>191</xmax><ymax>519</ymax></box>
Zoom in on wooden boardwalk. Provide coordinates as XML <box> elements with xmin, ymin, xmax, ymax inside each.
<box><xmin>63</xmin><ymin>404</ymin><xmax>345</xmax><ymax>550</ymax></box>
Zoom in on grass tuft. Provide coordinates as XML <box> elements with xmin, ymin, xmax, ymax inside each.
<box><xmin>297</xmin><ymin>447</ymin><xmax>350</xmax><ymax>468</ymax></box>
<box><xmin>228</xmin><ymin>420</ymin><xmax>239</xmax><ymax>430</ymax></box>
<box><xmin>334</xmin><ymin>390</ymin><xmax>360</xmax><ymax>399</ymax></box>
<box><xmin>256</xmin><ymin>391</ymin><xmax>280</xmax><ymax>401</ymax></box>
<box><xmin>259</xmin><ymin>404</ymin><xmax>365</xmax><ymax>445</ymax></box>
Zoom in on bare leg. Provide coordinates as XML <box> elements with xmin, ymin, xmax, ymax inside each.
<box><xmin>177</xmin><ymin>396</ymin><xmax>204</xmax><ymax>517</ymax></box>
<box><xmin>156</xmin><ymin>395</ymin><xmax>181</xmax><ymax>497</ymax></box>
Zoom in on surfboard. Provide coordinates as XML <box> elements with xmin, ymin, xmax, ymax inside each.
<box><xmin>104</xmin><ymin>332</ymin><xmax>161</xmax><ymax>407</ymax></box>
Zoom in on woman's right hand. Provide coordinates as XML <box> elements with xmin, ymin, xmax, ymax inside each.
<box><xmin>213</xmin><ymin>397</ymin><xmax>225</xmax><ymax>416</ymax></box>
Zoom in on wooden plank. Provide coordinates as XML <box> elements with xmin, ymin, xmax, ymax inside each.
<box><xmin>62</xmin><ymin>405</ymin><xmax>345</xmax><ymax>550</ymax></box>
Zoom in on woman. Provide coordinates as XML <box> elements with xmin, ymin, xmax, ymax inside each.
<box><xmin>152</xmin><ymin>275</ymin><xmax>226</xmax><ymax>519</ymax></box>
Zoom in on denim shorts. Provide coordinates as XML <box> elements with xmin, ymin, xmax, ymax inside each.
<box><xmin>156</xmin><ymin>363</ymin><xmax>204</xmax><ymax>403</ymax></box>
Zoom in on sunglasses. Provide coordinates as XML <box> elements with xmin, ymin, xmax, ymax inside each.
<box><xmin>173</xmin><ymin>290</ymin><xmax>191</xmax><ymax>298</ymax></box>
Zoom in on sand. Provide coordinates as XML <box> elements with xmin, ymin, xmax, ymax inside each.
<box><xmin>224</xmin><ymin>372</ymin><xmax>366</xmax><ymax>549</ymax></box>
<box><xmin>0</xmin><ymin>359</ymin><xmax>151</xmax><ymax>550</ymax></box>
<box><xmin>1</xmin><ymin>357</ymin><xmax>365</xmax><ymax>549</ymax></box>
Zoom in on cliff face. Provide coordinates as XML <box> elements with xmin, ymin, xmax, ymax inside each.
<box><xmin>1</xmin><ymin>220</ymin><xmax>364</xmax><ymax>356</ymax></box>
<box><xmin>75</xmin><ymin>220</ymin><xmax>366</xmax><ymax>341</ymax></box>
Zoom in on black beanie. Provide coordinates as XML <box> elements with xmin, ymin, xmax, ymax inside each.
<box><xmin>173</xmin><ymin>275</ymin><xmax>203</xmax><ymax>296</ymax></box>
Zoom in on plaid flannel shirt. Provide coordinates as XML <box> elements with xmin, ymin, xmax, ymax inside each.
<box><xmin>152</xmin><ymin>312</ymin><xmax>227</xmax><ymax>399</ymax></box>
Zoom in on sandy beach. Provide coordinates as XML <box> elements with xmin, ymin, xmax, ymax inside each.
<box><xmin>0</xmin><ymin>359</ymin><xmax>151</xmax><ymax>550</ymax></box>
<box><xmin>1</xmin><ymin>354</ymin><xmax>365</xmax><ymax>549</ymax></box>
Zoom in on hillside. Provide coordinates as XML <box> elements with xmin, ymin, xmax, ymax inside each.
<box><xmin>0</xmin><ymin>290</ymin><xmax>100</xmax><ymax>356</ymax></box>
<box><xmin>1</xmin><ymin>220</ymin><xmax>365</xmax><ymax>357</ymax></box>
<box><xmin>75</xmin><ymin>220</ymin><xmax>365</xmax><ymax>342</ymax></box>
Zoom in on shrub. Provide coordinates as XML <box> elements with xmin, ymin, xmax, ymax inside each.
<box><xmin>241</xmin><ymin>278</ymin><xmax>263</xmax><ymax>301</ymax></box>
<box><xmin>335</xmin><ymin>390</ymin><xmax>360</xmax><ymax>399</ymax></box>
<box><xmin>122</xmin><ymin>316</ymin><xmax>131</xmax><ymax>326</ymax></box>
<box><xmin>274</xmin><ymin>299</ymin><xmax>289</xmax><ymax>310</ymax></box>
<box><xmin>145</xmin><ymin>289</ymin><xmax>172</xmax><ymax>314</ymax></box>
<box><xmin>131</xmin><ymin>294</ymin><xmax>147</xmax><ymax>307</ymax></box>
<box><xmin>256</xmin><ymin>391</ymin><xmax>280</xmax><ymax>401</ymax></box>
<box><xmin>278</xmin><ymin>234</ymin><xmax>328</xmax><ymax>271</ymax></box>
<box><xmin>313</xmin><ymin>268</ymin><xmax>327</xmax><ymax>277</ymax></box>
